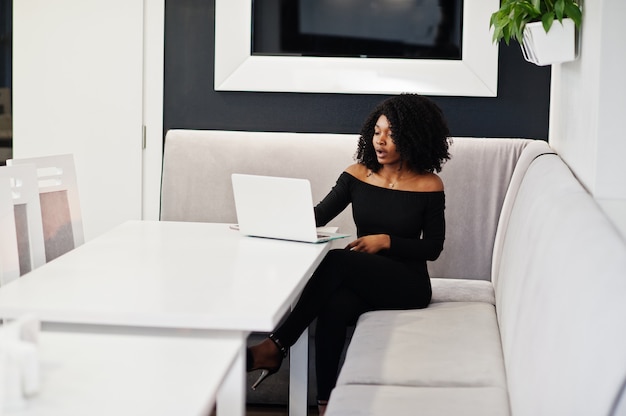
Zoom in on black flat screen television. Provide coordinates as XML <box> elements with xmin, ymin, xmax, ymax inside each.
<box><xmin>252</xmin><ymin>0</ymin><xmax>463</xmax><ymax>60</ymax></box>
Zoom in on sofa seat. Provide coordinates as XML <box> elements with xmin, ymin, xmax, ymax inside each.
<box><xmin>336</xmin><ymin>303</ymin><xmax>506</xmax><ymax>389</ymax></box>
<box><xmin>327</xmin><ymin>385</ymin><xmax>509</xmax><ymax>416</ymax></box>
<box><xmin>331</xmin><ymin>302</ymin><xmax>509</xmax><ymax>415</ymax></box>
<box><xmin>430</xmin><ymin>278</ymin><xmax>496</xmax><ymax>305</ymax></box>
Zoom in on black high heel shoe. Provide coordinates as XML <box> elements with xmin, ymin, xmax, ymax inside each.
<box><xmin>317</xmin><ymin>400</ymin><xmax>329</xmax><ymax>416</ymax></box>
<box><xmin>246</xmin><ymin>333</ymin><xmax>288</xmax><ymax>390</ymax></box>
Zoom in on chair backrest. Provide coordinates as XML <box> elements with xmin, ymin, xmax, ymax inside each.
<box><xmin>8</xmin><ymin>154</ymin><xmax>84</xmax><ymax>262</ymax></box>
<box><xmin>0</xmin><ymin>165</ymin><xmax>46</xmax><ymax>279</ymax></box>
<box><xmin>0</xmin><ymin>176</ymin><xmax>20</xmax><ymax>285</ymax></box>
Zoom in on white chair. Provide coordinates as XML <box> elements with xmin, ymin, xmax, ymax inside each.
<box><xmin>0</xmin><ymin>165</ymin><xmax>46</xmax><ymax>281</ymax></box>
<box><xmin>0</xmin><ymin>176</ymin><xmax>20</xmax><ymax>285</ymax></box>
<box><xmin>8</xmin><ymin>154</ymin><xmax>84</xmax><ymax>262</ymax></box>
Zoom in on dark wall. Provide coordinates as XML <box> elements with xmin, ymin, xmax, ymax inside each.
<box><xmin>0</xmin><ymin>0</ymin><xmax>11</xmax><ymax>88</ymax></box>
<box><xmin>164</xmin><ymin>0</ymin><xmax>551</xmax><ymax>139</ymax></box>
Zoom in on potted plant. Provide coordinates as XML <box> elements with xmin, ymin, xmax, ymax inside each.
<box><xmin>490</xmin><ymin>0</ymin><xmax>583</xmax><ymax>66</ymax></box>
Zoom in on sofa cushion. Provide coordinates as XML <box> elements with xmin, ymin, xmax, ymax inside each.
<box><xmin>430</xmin><ymin>278</ymin><xmax>495</xmax><ymax>305</ymax></box>
<box><xmin>495</xmin><ymin>154</ymin><xmax>626</xmax><ymax>416</ymax></box>
<box><xmin>327</xmin><ymin>385</ymin><xmax>510</xmax><ymax>416</ymax></box>
<box><xmin>160</xmin><ymin>130</ymin><xmax>358</xmax><ymax>238</ymax></box>
<box><xmin>336</xmin><ymin>302</ymin><xmax>506</xmax><ymax>388</ymax></box>
<box><xmin>429</xmin><ymin>138</ymin><xmax>534</xmax><ymax>281</ymax></box>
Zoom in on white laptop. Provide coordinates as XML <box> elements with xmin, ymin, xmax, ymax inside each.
<box><xmin>231</xmin><ymin>173</ymin><xmax>350</xmax><ymax>243</ymax></box>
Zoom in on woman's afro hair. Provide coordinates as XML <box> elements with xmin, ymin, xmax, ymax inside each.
<box><xmin>356</xmin><ymin>93</ymin><xmax>451</xmax><ymax>173</ymax></box>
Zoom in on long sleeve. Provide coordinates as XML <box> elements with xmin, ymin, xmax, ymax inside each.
<box><xmin>314</xmin><ymin>173</ymin><xmax>352</xmax><ymax>227</ymax></box>
<box><xmin>388</xmin><ymin>192</ymin><xmax>445</xmax><ymax>261</ymax></box>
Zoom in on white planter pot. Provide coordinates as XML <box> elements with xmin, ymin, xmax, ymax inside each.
<box><xmin>520</xmin><ymin>18</ymin><xmax>576</xmax><ymax>66</ymax></box>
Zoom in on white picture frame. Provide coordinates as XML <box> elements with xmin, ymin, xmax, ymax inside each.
<box><xmin>215</xmin><ymin>0</ymin><xmax>499</xmax><ymax>96</ymax></box>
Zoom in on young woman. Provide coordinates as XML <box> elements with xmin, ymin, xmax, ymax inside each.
<box><xmin>247</xmin><ymin>93</ymin><xmax>451</xmax><ymax>415</ymax></box>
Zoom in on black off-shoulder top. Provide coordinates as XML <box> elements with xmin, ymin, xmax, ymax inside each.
<box><xmin>314</xmin><ymin>172</ymin><xmax>446</xmax><ymax>272</ymax></box>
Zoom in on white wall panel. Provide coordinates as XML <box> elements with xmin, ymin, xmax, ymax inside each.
<box><xmin>142</xmin><ymin>0</ymin><xmax>165</xmax><ymax>223</ymax></box>
<box><xmin>13</xmin><ymin>0</ymin><xmax>144</xmax><ymax>240</ymax></box>
<box><xmin>549</xmin><ymin>0</ymin><xmax>626</xmax><ymax>236</ymax></box>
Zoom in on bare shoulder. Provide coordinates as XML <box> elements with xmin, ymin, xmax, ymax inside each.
<box><xmin>345</xmin><ymin>163</ymin><xmax>369</xmax><ymax>180</ymax></box>
<box><xmin>409</xmin><ymin>172</ymin><xmax>444</xmax><ymax>192</ymax></box>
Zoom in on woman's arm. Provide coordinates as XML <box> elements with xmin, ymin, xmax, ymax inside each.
<box><xmin>388</xmin><ymin>192</ymin><xmax>445</xmax><ymax>261</ymax></box>
<box><xmin>313</xmin><ymin>172</ymin><xmax>352</xmax><ymax>227</ymax></box>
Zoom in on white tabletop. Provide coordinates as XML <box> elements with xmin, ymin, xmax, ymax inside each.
<box><xmin>5</xmin><ymin>331</ymin><xmax>241</xmax><ymax>416</ymax></box>
<box><xmin>0</xmin><ymin>220</ymin><xmax>330</xmax><ymax>416</ymax></box>
<box><xmin>0</xmin><ymin>220</ymin><xmax>330</xmax><ymax>332</ymax></box>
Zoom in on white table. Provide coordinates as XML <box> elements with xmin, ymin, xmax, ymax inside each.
<box><xmin>0</xmin><ymin>220</ymin><xmax>331</xmax><ymax>416</ymax></box>
<box><xmin>5</xmin><ymin>332</ymin><xmax>241</xmax><ymax>416</ymax></box>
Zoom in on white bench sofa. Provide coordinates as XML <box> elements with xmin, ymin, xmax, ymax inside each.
<box><xmin>160</xmin><ymin>130</ymin><xmax>626</xmax><ymax>415</ymax></box>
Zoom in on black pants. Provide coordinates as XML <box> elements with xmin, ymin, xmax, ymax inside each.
<box><xmin>272</xmin><ymin>249</ymin><xmax>432</xmax><ymax>401</ymax></box>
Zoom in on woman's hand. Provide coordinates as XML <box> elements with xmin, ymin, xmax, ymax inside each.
<box><xmin>345</xmin><ymin>234</ymin><xmax>390</xmax><ymax>254</ymax></box>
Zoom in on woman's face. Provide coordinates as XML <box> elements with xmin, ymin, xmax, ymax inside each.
<box><xmin>373</xmin><ymin>115</ymin><xmax>401</xmax><ymax>167</ymax></box>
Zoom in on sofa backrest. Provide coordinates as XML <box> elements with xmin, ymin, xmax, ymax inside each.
<box><xmin>432</xmin><ymin>137</ymin><xmax>536</xmax><ymax>280</ymax></box>
<box><xmin>494</xmin><ymin>153</ymin><xmax>626</xmax><ymax>415</ymax></box>
<box><xmin>491</xmin><ymin>139</ymin><xmax>555</xmax><ymax>285</ymax></box>
<box><xmin>160</xmin><ymin>130</ymin><xmax>537</xmax><ymax>281</ymax></box>
<box><xmin>160</xmin><ymin>130</ymin><xmax>358</xmax><ymax>239</ymax></box>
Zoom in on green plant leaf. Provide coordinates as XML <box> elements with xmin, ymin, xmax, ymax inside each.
<box><xmin>513</xmin><ymin>13</ymin><xmax>527</xmax><ymax>43</ymax></box>
<box><xmin>518</xmin><ymin>2</ymin><xmax>538</xmax><ymax>17</ymax></box>
<box><xmin>554</xmin><ymin>0</ymin><xmax>565</xmax><ymax>21</ymax></box>
<box><xmin>489</xmin><ymin>0</ymin><xmax>580</xmax><ymax>44</ymax></box>
<box><xmin>564</xmin><ymin>2</ymin><xmax>583</xmax><ymax>27</ymax></box>
<box><xmin>542</xmin><ymin>12</ymin><xmax>555</xmax><ymax>32</ymax></box>
<box><xmin>491</xmin><ymin>25</ymin><xmax>503</xmax><ymax>43</ymax></box>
